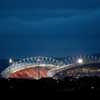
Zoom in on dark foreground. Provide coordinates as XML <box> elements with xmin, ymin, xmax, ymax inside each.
<box><xmin>0</xmin><ymin>77</ymin><xmax>100</xmax><ymax>97</ymax></box>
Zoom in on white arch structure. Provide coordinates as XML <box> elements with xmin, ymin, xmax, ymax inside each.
<box><xmin>1</xmin><ymin>56</ymin><xmax>64</xmax><ymax>78</ymax></box>
<box><xmin>1</xmin><ymin>56</ymin><xmax>100</xmax><ymax>79</ymax></box>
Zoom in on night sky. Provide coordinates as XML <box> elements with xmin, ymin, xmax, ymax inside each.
<box><xmin>0</xmin><ymin>0</ymin><xmax>100</xmax><ymax>58</ymax></box>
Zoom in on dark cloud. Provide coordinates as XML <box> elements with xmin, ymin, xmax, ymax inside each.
<box><xmin>0</xmin><ymin>0</ymin><xmax>100</xmax><ymax>58</ymax></box>
<box><xmin>0</xmin><ymin>0</ymin><xmax>100</xmax><ymax>9</ymax></box>
<box><xmin>0</xmin><ymin>9</ymin><xmax>99</xmax><ymax>35</ymax></box>
<box><xmin>0</xmin><ymin>8</ymin><xmax>100</xmax><ymax>58</ymax></box>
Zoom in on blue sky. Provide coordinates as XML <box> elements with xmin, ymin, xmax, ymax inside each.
<box><xmin>0</xmin><ymin>0</ymin><xmax>100</xmax><ymax>58</ymax></box>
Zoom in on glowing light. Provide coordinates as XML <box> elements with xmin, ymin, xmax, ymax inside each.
<box><xmin>9</xmin><ymin>58</ymin><xmax>13</xmax><ymax>64</ymax></box>
<box><xmin>77</xmin><ymin>58</ymin><xmax>83</xmax><ymax>64</ymax></box>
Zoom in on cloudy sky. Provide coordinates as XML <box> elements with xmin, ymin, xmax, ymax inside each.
<box><xmin>0</xmin><ymin>0</ymin><xmax>100</xmax><ymax>58</ymax></box>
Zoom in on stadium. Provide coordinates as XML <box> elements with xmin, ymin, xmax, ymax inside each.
<box><xmin>1</xmin><ymin>55</ymin><xmax>100</xmax><ymax>80</ymax></box>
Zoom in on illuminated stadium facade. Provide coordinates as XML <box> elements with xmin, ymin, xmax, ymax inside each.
<box><xmin>1</xmin><ymin>56</ymin><xmax>100</xmax><ymax>80</ymax></box>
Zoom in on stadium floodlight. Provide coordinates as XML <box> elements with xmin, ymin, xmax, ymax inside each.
<box><xmin>77</xmin><ymin>58</ymin><xmax>83</xmax><ymax>64</ymax></box>
<box><xmin>9</xmin><ymin>58</ymin><xmax>13</xmax><ymax>64</ymax></box>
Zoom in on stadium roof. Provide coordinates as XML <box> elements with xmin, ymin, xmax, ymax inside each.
<box><xmin>1</xmin><ymin>55</ymin><xmax>100</xmax><ymax>79</ymax></box>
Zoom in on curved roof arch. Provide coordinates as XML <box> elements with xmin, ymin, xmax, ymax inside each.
<box><xmin>1</xmin><ymin>55</ymin><xmax>100</xmax><ymax>79</ymax></box>
<box><xmin>1</xmin><ymin>56</ymin><xmax>65</xmax><ymax>78</ymax></box>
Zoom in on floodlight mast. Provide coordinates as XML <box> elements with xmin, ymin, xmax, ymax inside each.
<box><xmin>77</xmin><ymin>58</ymin><xmax>83</xmax><ymax>64</ymax></box>
<box><xmin>9</xmin><ymin>58</ymin><xmax>13</xmax><ymax>64</ymax></box>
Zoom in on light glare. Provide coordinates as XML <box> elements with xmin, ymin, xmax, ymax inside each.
<box><xmin>9</xmin><ymin>58</ymin><xmax>13</xmax><ymax>64</ymax></box>
<box><xmin>77</xmin><ymin>58</ymin><xmax>83</xmax><ymax>64</ymax></box>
